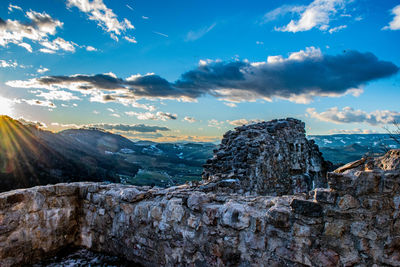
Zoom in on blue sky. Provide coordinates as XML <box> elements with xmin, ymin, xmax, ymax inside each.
<box><xmin>0</xmin><ymin>0</ymin><xmax>399</xmax><ymax>142</ymax></box>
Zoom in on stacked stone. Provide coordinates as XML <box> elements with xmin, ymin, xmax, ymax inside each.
<box><xmin>0</xmin><ymin>184</ymin><xmax>81</xmax><ymax>266</ymax></box>
<box><xmin>202</xmin><ymin>118</ymin><xmax>328</xmax><ymax>195</ymax></box>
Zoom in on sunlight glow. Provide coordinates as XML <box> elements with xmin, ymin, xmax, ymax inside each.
<box><xmin>0</xmin><ymin>96</ymin><xmax>14</xmax><ymax>117</ymax></box>
<box><xmin>0</xmin><ymin>116</ymin><xmax>41</xmax><ymax>177</ymax></box>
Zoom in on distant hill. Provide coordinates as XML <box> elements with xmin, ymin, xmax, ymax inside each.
<box><xmin>309</xmin><ymin>134</ymin><xmax>400</xmax><ymax>165</ymax></box>
<box><xmin>0</xmin><ymin>116</ymin><xmax>215</xmax><ymax>192</ymax></box>
<box><xmin>0</xmin><ymin>116</ymin><xmax>140</xmax><ymax>192</ymax></box>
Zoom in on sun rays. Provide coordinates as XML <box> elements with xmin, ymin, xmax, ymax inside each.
<box><xmin>0</xmin><ymin>116</ymin><xmax>41</xmax><ymax>180</ymax></box>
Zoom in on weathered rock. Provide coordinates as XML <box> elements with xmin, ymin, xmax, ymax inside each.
<box><xmin>290</xmin><ymin>199</ymin><xmax>323</xmax><ymax>217</ymax></box>
<box><xmin>202</xmin><ymin>118</ymin><xmax>328</xmax><ymax>195</ymax></box>
<box><xmin>311</xmin><ymin>188</ymin><xmax>337</xmax><ymax>204</ymax></box>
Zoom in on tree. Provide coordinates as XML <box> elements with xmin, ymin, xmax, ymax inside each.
<box><xmin>384</xmin><ymin>121</ymin><xmax>400</xmax><ymax>146</ymax></box>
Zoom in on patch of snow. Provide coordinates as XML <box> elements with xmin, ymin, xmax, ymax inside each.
<box><xmin>120</xmin><ymin>148</ymin><xmax>134</xmax><ymax>154</ymax></box>
<box><xmin>222</xmin><ymin>179</ymin><xmax>239</xmax><ymax>183</ymax></box>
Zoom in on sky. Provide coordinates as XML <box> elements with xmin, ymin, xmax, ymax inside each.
<box><xmin>0</xmin><ymin>0</ymin><xmax>399</xmax><ymax>142</ymax></box>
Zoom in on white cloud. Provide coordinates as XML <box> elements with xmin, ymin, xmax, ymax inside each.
<box><xmin>110</xmin><ymin>113</ymin><xmax>120</xmax><ymax>118</ymax></box>
<box><xmin>383</xmin><ymin>5</ymin><xmax>400</xmax><ymax>30</ymax></box>
<box><xmin>328</xmin><ymin>24</ymin><xmax>347</xmax><ymax>33</ymax></box>
<box><xmin>0</xmin><ymin>59</ymin><xmax>18</xmax><ymax>68</ymax></box>
<box><xmin>66</xmin><ymin>0</ymin><xmax>135</xmax><ymax>41</ymax></box>
<box><xmin>142</xmin><ymin>16</ymin><xmax>149</xmax><ymax>20</ymax></box>
<box><xmin>185</xmin><ymin>22</ymin><xmax>216</xmax><ymax>41</ymax></box>
<box><xmin>227</xmin><ymin>119</ymin><xmax>261</xmax><ymax>126</ymax></box>
<box><xmin>208</xmin><ymin>119</ymin><xmax>225</xmax><ymax>128</ymax></box>
<box><xmin>86</xmin><ymin>45</ymin><xmax>97</xmax><ymax>51</ymax></box>
<box><xmin>51</xmin><ymin>122</ymin><xmax>80</xmax><ymax>128</ymax></box>
<box><xmin>37</xmin><ymin>67</ymin><xmax>49</xmax><ymax>73</ymax></box>
<box><xmin>39</xmin><ymin>48</ymin><xmax>56</xmax><ymax>54</ymax></box>
<box><xmin>183</xmin><ymin>116</ymin><xmax>196</xmax><ymax>123</ymax></box>
<box><xmin>32</xmin><ymin>90</ymin><xmax>80</xmax><ymax>101</ymax></box>
<box><xmin>125</xmin><ymin>111</ymin><xmax>177</xmax><ymax>121</ymax></box>
<box><xmin>262</xmin><ymin>5</ymin><xmax>306</xmax><ymax>23</ymax></box>
<box><xmin>18</xmin><ymin>118</ymin><xmax>47</xmax><ymax>128</ymax></box>
<box><xmin>8</xmin><ymin>4</ymin><xmax>23</xmax><ymax>12</ymax></box>
<box><xmin>272</xmin><ymin>0</ymin><xmax>348</xmax><ymax>33</ymax></box>
<box><xmin>16</xmin><ymin>98</ymin><xmax>56</xmax><ymax>108</ymax></box>
<box><xmin>0</xmin><ymin>10</ymin><xmax>76</xmax><ymax>53</ymax></box>
<box><xmin>307</xmin><ymin>107</ymin><xmax>400</xmax><ymax>125</ymax></box>
<box><xmin>17</xmin><ymin>43</ymin><xmax>33</xmax><ymax>52</ymax></box>
<box><xmin>40</xmin><ymin>37</ymin><xmax>76</xmax><ymax>53</ymax></box>
<box><xmin>124</xmin><ymin>36</ymin><xmax>137</xmax><ymax>43</ymax></box>
<box><xmin>223</xmin><ymin>102</ymin><xmax>237</xmax><ymax>108</ymax></box>
<box><xmin>93</xmin><ymin>94</ymin><xmax>156</xmax><ymax>111</ymax></box>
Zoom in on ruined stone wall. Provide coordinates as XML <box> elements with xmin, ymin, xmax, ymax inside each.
<box><xmin>1</xmin><ymin>150</ymin><xmax>400</xmax><ymax>266</ymax></box>
<box><xmin>202</xmin><ymin>118</ymin><xmax>328</xmax><ymax>195</ymax></box>
<box><xmin>0</xmin><ymin>184</ymin><xmax>80</xmax><ymax>266</ymax></box>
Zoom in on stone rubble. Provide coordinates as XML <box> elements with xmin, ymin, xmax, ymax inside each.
<box><xmin>1</xmin><ymin>119</ymin><xmax>400</xmax><ymax>266</ymax></box>
<box><xmin>202</xmin><ymin>118</ymin><xmax>329</xmax><ymax>195</ymax></box>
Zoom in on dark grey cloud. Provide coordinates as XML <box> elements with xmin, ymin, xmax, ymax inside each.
<box><xmin>7</xmin><ymin>48</ymin><xmax>399</xmax><ymax>103</ymax></box>
<box><xmin>86</xmin><ymin>123</ymin><xmax>170</xmax><ymax>133</ymax></box>
<box><xmin>38</xmin><ymin>74</ymin><xmax>123</xmax><ymax>90</ymax></box>
<box><xmin>157</xmin><ymin>112</ymin><xmax>177</xmax><ymax>120</ymax></box>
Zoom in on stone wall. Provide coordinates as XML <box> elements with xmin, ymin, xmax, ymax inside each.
<box><xmin>202</xmin><ymin>118</ymin><xmax>328</xmax><ymax>195</ymax></box>
<box><xmin>1</xmin><ymin>150</ymin><xmax>400</xmax><ymax>266</ymax></box>
<box><xmin>0</xmin><ymin>184</ymin><xmax>80</xmax><ymax>266</ymax></box>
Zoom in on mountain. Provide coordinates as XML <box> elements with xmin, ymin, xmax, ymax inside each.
<box><xmin>0</xmin><ymin>116</ymin><xmax>140</xmax><ymax>192</ymax></box>
<box><xmin>0</xmin><ymin>116</ymin><xmax>215</xmax><ymax>192</ymax></box>
<box><xmin>309</xmin><ymin>134</ymin><xmax>400</xmax><ymax>165</ymax></box>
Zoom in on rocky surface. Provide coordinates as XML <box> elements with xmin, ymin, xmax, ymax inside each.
<box><xmin>1</xmin><ymin>150</ymin><xmax>400</xmax><ymax>266</ymax></box>
<box><xmin>203</xmin><ymin>118</ymin><xmax>329</xmax><ymax>195</ymax></box>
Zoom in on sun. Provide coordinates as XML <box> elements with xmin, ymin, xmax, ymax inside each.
<box><xmin>0</xmin><ymin>96</ymin><xmax>14</xmax><ymax>117</ymax></box>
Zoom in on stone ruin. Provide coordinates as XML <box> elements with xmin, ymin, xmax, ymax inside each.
<box><xmin>1</xmin><ymin>119</ymin><xmax>400</xmax><ymax>266</ymax></box>
<box><xmin>202</xmin><ymin>118</ymin><xmax>329</xmax><ymax>195</ymax></box>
